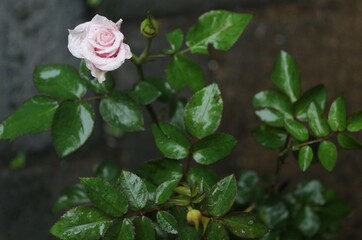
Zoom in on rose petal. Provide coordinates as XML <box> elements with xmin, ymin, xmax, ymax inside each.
<box><xmin>68</xmin><ymin>22</ymin><xmax>89</xmax><ymax>58</ymax></box>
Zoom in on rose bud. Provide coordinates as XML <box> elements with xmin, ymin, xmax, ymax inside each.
<box><xmin>140</xmin><ymin>14</ymin><xmax>159</xmax><ymax>39</ymax></box>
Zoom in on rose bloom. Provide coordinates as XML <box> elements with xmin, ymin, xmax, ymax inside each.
<box><xmin>68</xmin><ymin>15</ymin><xmax>132</xmax><ymax>83</ymax></box>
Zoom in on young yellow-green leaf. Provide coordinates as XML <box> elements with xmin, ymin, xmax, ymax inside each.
<box><xmin>192</xmin><ymin>133</ymin><xmax>237</xmax><ymax>165</ymax></box>
<box><xmin>187</xmin><ymin>166</ymin><xmax>218</xmax><ymax>188</ymax></box>
<box><xmin>307</xmin><ymin>102</ymin><xmax>330</xmax><ymax>137</ymax></box>
<box><xmin>184</xmin><ymin>83</ymin><xmax>223</xmax><ymax>139</ymax></box>
<box><xmin>255</xmin><ymin>108</ymin><xmax>285</xmax><ymax>127</ymax></box>
<box><xmin>155</xmin><ymin>179</ymin><xmax>180</xmax><ymax>205</ymax></box>
<box><xmin>34</xmin><ymin>64</ymin><xmax>86</xmax><ymax>99</ymax></box>
<box><xmin>145</xmin><ymin>77</ymin><xmax>174</xmax><ymax>102</ymax></box>
<box><xmin>295</xmin><ymin>84</ymin><xmax>327</xmax><ymax>121</ymax></box>
<box><xmin>51</xmin><ymin>101</ymin><xmax>94</xmax><ymax>158</ymax></box>
<box><xmin>0</xmin><ymin>96</ymin><xmax>58</xmax><ymax>140</ymax></box>
<box><xmin>296</xmin><ymin>206</ymin><xmax>320</xmax><ymax>238</ymax></box>
<box><xmin>134</xmin><ymin>216</ymin><xmax>155</xmax><ymax>240</ymax></box>
<box><xmin>223</xmin><ymin>212</ymin><xmax>269</xmax><ymax>239</ymax></box>
<box><xmin>347</xmin><ymin>111</ymin><xmax>362</xmax><ymax>132</ymax></box>
<box><xmin>53</xmin><ymin>184</ymin><xmax>89</xmax><ymax>213</ymax></box>
<box><xmin>80</xmin><ymin>178</ymin><xmax>128</xmax><ymax>217</ymax></box>
<box><xmin>118</xmin><ymin>171</ymin><xmax>148</xmax><ymax>210</ymax></box>
<box><xmin>271</xmin><ymin>51</ymin><xmax>300</xmax><ymax>103</ymax></box>
<box><xmin>129</xmin><ymin>82</ymin><xmax>161</xmax><ymax>105</ymax></box>
<box><xmin>166</xmin><ymin>28</ymin><xmax>183</xmax><ymax>52</ymax></box>
<box><xmin>104</xmin><ymin>219</ymin><xmax>135</xmax><ymax>240</ymax></box>
<box><xmin>318</xmin><ymin>141</ymin><xmax>337</xmax><ymax>172</ymax></box>
<box><xmin>100</xmin><ymin>92</ymin><xmax>144</xmax><ymax>131</ymax></box>
<box><xmin>186</xmin><ymin>10</ymin><xmax>252</xmax><ymax>54</ymax></box>
<box><xmin>156</xmin><ymin>211</ymin><xmax>179</xmax><ymax>234</ymax></box>
<box><xmin>298</xmin><ymin>146</ymin><xmax>313</xmax><ymax>172</ymax></box>
<box><xmin>166</xmin><ymin>54</ymin><xmax>204</xmax><ymax>93</ymax></box>
<box><xmin>252</xmin><ymin>90</ymin><xmax>293</xmax><ymax>116</ymax></box>
<box><xmin>328</xmin><ymin>96</ymin><xmax>346</xmax><ymax>131</ymax></box>
<box><xmin>50</xmin><ymin>206</ymin><xmax>113</xmax><ymax>240</ymax></box>
<box><xmin>95</xmin><ymin>161</ymin><xmax>121</xmax><ymax>184</ymax></box>
<box><xmin>284</xmin><ymin>118</ymin><xmax>309</xmax><ymax>141</ymax></box>
<box><xmin>205</xmin><ymin>221</ymin><xmax>229</xmax><ymax>240</ymax></box>
<box><xmin>80</xmin><ymin>60</ymin><xmax>115</xmax><ymax>94</ymax></box>
<box><xmin>151</xmin><ymin>123</ymin><xmax>190</xmax><ymax>159</ymax></box>
<box><xmin>252</xmin><ymin>125</ymin><xmax>287</xmax><ymax>149</ymax></box>
<box><xmin>208</xmin><ymin>175</ymin><xmax>237</xmax><ymax>217</ymax></box>
<box><xmin>337</xmin><ymin>133</ymin><xmax>362</xmax><ymax>149</ymax></box>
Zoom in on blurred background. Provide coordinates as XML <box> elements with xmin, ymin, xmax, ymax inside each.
<box><xmin>0</xmin><ymin>0</ymin><xmax>361</xmax><ymax>239</ymax></box>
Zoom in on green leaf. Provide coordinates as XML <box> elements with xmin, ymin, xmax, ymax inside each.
<box><xmin>208</xmin><ymin>175</ymin><xmax>237</xmax><ymax>217</ymax></box>
<box><xmin>205</xmin><ymin>221</ymin><xmax>229</xmax><ymax>240</ymax></box>
<box><xmin>129</xmin><ymin>82</ymin><xmax>161</xmax><ymax>105</ymax></box>
<box><xmin>0</xmin><ymin>96</ymin><xmax>58</xmax><ymax>140</ymax></box>
<box><xmin>294</xmin><ymin>180</ymin><xmax>326</xmax><ymax>205</ymax></box>
<box><xmin>187</xmin><ymin>166</ymin><xmax>218</xmax><ymax>188</ymax></box>
<box><xmin>100</xmin><ymin>92</ymin><xmax>144</xmax><ymax>131</ymax></box>
<box><xmin>51</xmin><ymin>101</ymin><xmax>94</xmax><ymax>157</ymax></box>
<box><xmin>134</xmin><ymin>216</ymin><xmax>155</xmax><ymax>240</ymax></box>
<box><xmin>307</xmin><ymin>102</ymin><xmax>330</xmax><ymax>137</ymax></box>
<box><xmin>53</xmin><ymin>184</ymin><xmax>89</xmax><ymax>213</ymax></box>
<box><xmin>271</xmin><ymin>51</ymin><xmax>300</xmax><ymax>103</ymax></box>
<box><xmin>252</xmin><ymin>90</ymin><xmax>293</xmax><ymax>116</ymax></box>
<box><xmin>298</xmin><ymin>146</ymin><xmax>313</xmax><ymax>172</ymax></box>
<box><xmin>118</xmin><ymin>171</ymin><xmax>148</xmax><ymax>210</ymax></box>
<box><xmin>95</xmin><ymin>161</ymin><xmax>121</xmax><ymax>184</ymax></box>
<box><xmin>186</xmin><ymin>10</ymin><xmax>252</xmax><ymax>54</ymax></box>
<box><xmin>337</xmin><ymin>133</ymin><xmax>362</xmax><ymax>149</ymax></box>
<box><xmin>9</xmin><ymin>152</ymin><xmax>26</xmax><ymax>170</ymax></box>
<box><xmin>145</xmin><ymin>77</ymin><xmax>174</xmax><ymax>102</ymax></box>
<box><xmin>295</xmin><ymin>84</ymin><xmax>327</xmax><ymax>121</ymax></box>
<box><xmin>156</xmin><ymin>211</ymin><xmax>179</xmax><ymax>234</ymax></box>
<box><xmin>223</xmin><ymin>212</ymin><xmax>269</xmax><ymax>239</ymax></box>
<box><xmin>177</xmin><ymin>225</ymin><xmax>200</xmax><ymax>240</ymax></box>
<box><xmin>166</xmin><ymin>54</ymin><xmax>204</xmax><ymax>92</ymax></box>
<box><xmin>104</xmin><ymin>219</ymin><xmax>135</xmax><ymax>240</ymax></box>
<box><xmin>166</xmin><ymin>28</ymin><xmax>183</xmax><ymax>52</ymax></box>
<box><xmin>328</xmin><ymin>96</ymin><xmax>347</xmax><ymax>131</ymax></box>
<box><xmin>50</xmin><ymin>206</ymin><xmax>113</xmax><ymax>240</ymax></box>
<box><xmin>184</xmin><ymin>83</ymin><xmax>223</xmax><ymax>139</ymax></box>
<box><xmin>257</xmin><ymin>200</ymin><xmax>289</xmax><ymax>228</ymax></box>
<box><xmin>347</xmin><ymin>111</ymin><xmax>362</xmax><ymax>132</ymax></box>
<box><xmin>138</xmin><ymin>159</ymin><xmax>183</xmax><ymax>186</ymax></box>
<box><xmin>236</xmin><ymin>170</ymin><xmax>259</xmax><ymax>205</ymax></box>
<box><xmin>284</xmin><ymin>118</ymin><xmax>309</xmax><ymax>141</ymax></box>
<box><xmin>80</xmin><ymin>178</ymin><xmax>128</xmax><ymax>217</ymax></box>
<box><xmin>252</xmin><ymin>125</ymin><xmax>287</xmax><ymax>149</ymax></box>
<box><xmin>169</xmin><ymin>99</ymin><xmax>187</xmax><ymax>130</ymax></box>
<box><xmin>318</xmin><ymin>141</ymin><xmax>337</xmax><ymax>172</ymax></box>
<box><xmin>255</xmin><ymin>108</ymin><xmax>285</xmax><ymax>127</ymax></box>
<box><xmin>155</xmin><ymin>179</ymin><xmax>180</xmax><ymax>205</ymax></box>
<box><xmin>34</xmin><ymin>64</ymin><xmax>86</xmax><ymax>99</ymax></box>
<box><xmin>192</xmin><ymin>133</ymin><xmax>237</xmax><ymax>165</ymax></box>
<box><xmin>151</xmin><ymin>123</ymin><xmax>191</xmax><ymax>159</ymax></box>
<box><xmin>322</xmin><ymin>199</ymin><xmax>351</xmax><ymax>219</ymax></box>
<box><xmin>297</xmin><ymin>206</ymin><xmax>320</xmax><ymax>238</ymax></box>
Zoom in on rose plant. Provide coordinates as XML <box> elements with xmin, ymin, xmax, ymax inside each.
<box><xmin>0</xmin><ymin>10</ymin><xmax>360</xmax><ymax>240</ymax></box>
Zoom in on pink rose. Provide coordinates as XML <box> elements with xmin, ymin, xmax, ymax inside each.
<box><xmin>68</xmin><ymin>15</ymin><xmax>132</xmax><ymax>83</ymax></box>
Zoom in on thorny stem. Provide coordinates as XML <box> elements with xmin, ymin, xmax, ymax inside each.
<box><xmin>271</xmin><ymin>135</ymin><xmax>291</xmax><ymax>193</ymax></box>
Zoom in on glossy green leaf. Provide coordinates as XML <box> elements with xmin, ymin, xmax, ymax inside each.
<box><xmin>252</xmin><ymin>125</ymin><xmax>287</xmax><ymax>149</ymax></box>
<box><xmin>205</xmin><ymin>221</ymin><xmax>229</xmax><ymax>240</ymax></box>
<box><xmin>208</xmin><ymin>175</ymin><xmax>237</xmax><ymax>216</ymax></box>
<box><xmin>347</xmin><ymin>111</ymin><xmax>362</xmax><ymax>132</ymax></box>
<box><xmin>297</xmin><ymin>206</ymin><xmax>320</xmax><ymax>238</ymax></box>
<box><xmin>169</xmin><ymin>99</ymin><xmax>186</xmax><ymax>130</ymax></box>
<box><xmin>177</xmin><ymin>225</ymin><xmax>200</xmax><ymax>240</ymax></box>
<box><xmin>100</xmin><ymin>92</ymin><xmax>144</xmax><ymax>131</ymax></box>
<box><xmin>271</xmin><ymin>51</ymin><xmax>300</xmax><ymax>103</ymax></box>
<box><xmin>166</xmin><ymin>54</ymin><xmax>204</xmax><ymax>92</ymax></box>
<box><xmin>284</xmin><ymin>118</ymin><xmax>309</xmax><ymax>141</ymax></box>
<box><xmin>223</xmin><ymin>212</ymin><xmax>269</xmax><ymax>239</ymax></box>
<box><xmin>134</xmin><ymin>216</ymin><xmax>155</xmax><ymax>240</ymax></box>
<box><xmin>255</xmin><ymin>108</ymin><xmax>285</xmax><ymax>127</ymax></box>
<box><xmin>129</xmin><ymin>82</ymin><xmax>161</xmax><ymax>105</ymax></box>
<box><xmin>95</xmin><ymin>161</ymin><xmax>121</xmax><ymax>184</ymax></box>
<box><xmin>118</xmin><ymin>171</ymin><xmax>148</xmax><ymax>210</ymax></box>
<box><xmin>257</xmin><ymin>200</ymin><xmax>289</xmax><ymax>228</ymax></box>
<box><xmin>337</xmin><ymin>133</ymin><xmax>362</xmax><ymax>149</ymax></box>
<box><xmin>252</xmin><ymin>90</ymin><xmax>293</xmax><ymax>116</ymax></box>
<box><xmin>236</xmin><ymin>170</ymin><xmax>259</xmax><ymax>205</ymax></box>
<box><xmin>186</xmin><ymin>10</ymin><xmax>252</xmax><ymax>54</ymax></box>
<box><xmin>184</xmin><ymin>83</ymin><xmax>223</xmax><ymax>139</ymax></box>
<box><xmin>145</xmin><ymin>77</ymin><xmax>174</xmax><ymax>102</ymax></box>
<box><xmin>34</xmin><ymin>64</ymin><xmax>86</xmax><ymax>99</ymax></box>
<box><xmin>53</xmin><ymin>184</ymin><xmax>89</xmax><ymax>213</ymax></box>
<box><xmin>50</xmin><ymin>206</ymin><xmax>113</xmax><ymax>240</ymax></box>
<box><xmin>294</xmin><ymin>180</ymin><xmax>326</xmax><ymax>205</ymax></box>
<box><xmin>151</xmin><ymin>123</ymin><xmax>191</xmax><ymax>159</ymax></box>
<box><xmin>307</xmin><ymin>102</ymin><xmax>330</xmax><ymax>137</ymax></box>
<box><xmin>166</xmin><ymin>28</ymin><xmax>183</xmax><ymax>52</ymax></box>
<box><xmin>156</xmin><ymin>211</ymin><xmax>179</xmax><ymax>234</ymax></box>
<box><xmin>80</xmin><ymin>178</ymin><xmax>128</xmax><ymax>217</ymax></box>
<box><xmin>298</xmin><ymin>146</ymin><xmax>313</xmax><ymax>172</ymax></box>
<box><xmin>192</xmin><ymin>133</ymin><xmax>237</xmax><ymax>165</ymax></box>
<box><xmin>259</xmin><ymin>232</ymin><xmax>280</xmax><ymax>240</ymax></box>
<box><xmin>187</xmin><ymin>166</ymin><xmax>218</xmax><ymax>188</ymax></box>
<box><xmin>0</xmin><ymin>96</ymin><xmax>58</xmax><ymax>140</ymax></box>
<box><xmin>138</xmin><ymin>159</ymin><xmax>183</xmax><ymax>186</ymax></box>
<box><xmin>322</xmin><ymin>199</ymin><xmax>351</xmax><ymax>219</ymax></box>
<box><xmin>104</xmin><ymin>219</ymin><xmax>135</xmax><ymax>240</ymax></box>
<box><xmin>295</xmin><ymin>84</ymin><xmax>327</xmax><ymax>121</ymax></box>
<box><xmin>155</xmin><ymin>179</ymin><xmax>180</xmax><ymax>205</ymax></box>
<box><xmin>318</xmin><ymin>141</ymin><xmax>337</xmax><ymax>172</ymax></box>
<box><xmin>51</xmin><ymin>101</ymin><xmax>94</xmax><ymax>157</ymax></box>
<box><xmin>328</xmin><ymin>96</ymin><xmax>346</xmax><ymax>131</ymax></box>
